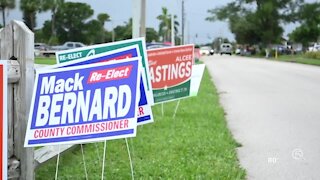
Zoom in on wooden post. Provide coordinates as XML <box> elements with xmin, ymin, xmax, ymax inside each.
<box><xmin>13</xmin><ymin>20</ymin><xmax>35</xmax><ymax>180</ymax></box>
<box><xmin>0</xmin><ymin>20</ymin><xmax>34</xmax><ymax>180</ymax></box>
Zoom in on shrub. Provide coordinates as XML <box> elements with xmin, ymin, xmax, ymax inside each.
<box><xmin>270</xmin><ymin>49</ymin><xmax>276</xmax><ymax>57</ymax></box>
<box><xmin>304</xmin><ymin>51</ymin><xmax>320</xmax><ymax>60</ymax></box>
<box><xmin>258</xmin><ymin>50</ymin><xmax>265</xmax><ymax>57</ymax></box>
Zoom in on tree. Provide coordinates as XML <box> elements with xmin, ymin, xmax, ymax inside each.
<box><xmin>207</xmin><ymin>0</ymin><xmax>303</xmax><ymax>46</ymax></box>
<box><xmin>113</xmin><ymin>19</ymin><xmax>132</xmax><ymax>41</ymax></box>
<box><xmin>0</xmin><ymin>0</ymin><xmax>15</xmax><ymax>26</ymax></box>
<box><xmin>97</xmin><ymin>13</ymin><xmax>110</xmax><ymax>27</ymax></box>
<box><xmin>36</xmin><ymin>20</ymin><xmax>59</xmax><ymax>44</ymax></box>
<box><xmin>96</xmin><ymin>13</ymin><xmax>111</xmax><ymax>43</ymax></box>
<box><xmin>212</xmin><ymin>37</ymin><xmax>230</xmax><ymax>51</ymax></box>
<box><xmin>207</xmin><ymin>2</ymin><xmax>260</xmax><ymax>45</ymax></box>
<box><xmin>20</xmin><ymin>0</ymin><xmax>41</xmax><ymax>31</ymax></box>
<box><xmin>40</xmin><ymin>0</ymin><xmax>64</xmax><ymax>43</ymax></box>
<box><xmin>146</xmin><ymin>27</ymin><xmax>159</xmax><ymax>42</ymax></box>
<box><xmin>54</xmin><ymin>2</ymin><xmax>94</xmax><ymax>43</ymax></box>
<box><xmin>157</xmin><ymin>7</ymin><xmax>179</xmax><ymax>42</ymax></box>
<box><xmin>86</xmin><ymin>19</ymin><xmax>105</xmax><ymax>44</ymax></box>
<box><xmin>38</xmin><ymin>2</ymin><xmax>113</xmax><ymax>45</ymax></box>
<box><xmin>289</xmin><ymin>2</ymin><xmax>320</xmax><ymax>47</ymax></box>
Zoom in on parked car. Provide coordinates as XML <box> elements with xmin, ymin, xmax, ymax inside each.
<box><xmin>235</xmin><ymin>48</ymin><xmax>241</xmax><ymax>55</ymax></box>
<box><xmin>272</xmin><ymin>45</ymin><xmax>292</xmax><ymax>55</ymax></box>
<box><xmin>51</xmin><ymin>41</ymin><xmax>86</xmax><ymax>51</ymax></box>
<box><xmin>34</xmin><ymin>43</ymin><xmax>50</xmax><ymax>56</ymax></box>
<box><xmin>146</xmin><ymin>42</ymin><xmax>171</xmax><ymax>49</ymax></box>
<box><xmin>200</xmin><ymin>46</ymin><xmax>214</xmax><ymax>56</ymax></box>
<box><xmin>34</xmin><ymin>43</ymin><xmax>49</xmax><ymax>51</ymax></box>
<box><xmin>308</xmin><ymin>44</ymin><xmax>320</xmax><ymax>52</ymax></box>
<box><xmin>220</xmin><ymin>43</ymin><xmax>232</xmax><ymax>55</ymax></box>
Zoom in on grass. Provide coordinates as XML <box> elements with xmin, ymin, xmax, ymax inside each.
<box><xmin>35</xmin><ymin>57</ymin><xmax>56</xmax><ymax>65</ymax></box>
<box><xmin>271</xmin><ymin>54</ymin><xmax>320</xmax><ymax>66</ymax></box>
<box><xmin>35</xmin><ymin>67</ymin><xmax>246</xmax><ymax>179</ymax></box>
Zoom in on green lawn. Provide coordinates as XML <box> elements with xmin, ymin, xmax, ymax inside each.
<box><xmin>35</xmin><ymin>57</ymin><xmax>56</xmax><ymax>65</ymax></box>
<box><xmin>35</xmin><ymin>68</ymin><xmax>246</xmax><ymax>179</ymax></box>
<box><xmin>272</xmin><ymin>54</ymin><xmax>320</xmax><ymax>66</ymax></box>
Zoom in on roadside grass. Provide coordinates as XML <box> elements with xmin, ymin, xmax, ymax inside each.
<box><xmin>35</xmin><ymin>68</ymin><xmax>246</xmax><ymax>179</ymax></box>
<box><xmin>35</xmin><ymin>57</ymin><xmax>56</xmax><ymax>65</ymax></box>
<box><xmin>271</xmin><ymin>54</ymin><xmax>320</xmax><ymax>66</ymax></box>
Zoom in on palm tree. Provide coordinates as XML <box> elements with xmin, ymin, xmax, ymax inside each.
<box><xmin>157</xmin><ymin>7</ymin><xmax>179</xmax><ymax>42</ymax></box>
<box><xmin>97</xmin><ymin>13</ymin><xmax>111</xmax><ymax>42</ymax></box>
<box><xmin>97</xmin><ymin>13</ymin><xmax>110</xmax><ymax>27</ymax></box>
<box><xmin>0</xmin><ymin>0</ymin><xmax>15</xmax><ymax>26</ymax></box>
<box><xmin>40</xmin><ymin>0</ymin><xmax>64</xmax><ymax>39</ymax></box>
<box><xmin>20</xmin><ymin>0</ymin><xmax>41</xmax><ymax>31</ymax></box>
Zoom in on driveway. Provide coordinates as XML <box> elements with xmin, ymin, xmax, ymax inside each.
<box><xmin>202</xmin><ymin>55</ymin><xmax>320</xmax><ymax>180</ymax></box>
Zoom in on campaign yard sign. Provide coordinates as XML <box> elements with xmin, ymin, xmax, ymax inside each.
<box><xmin>148</xmin><ymin>45</ymin><xmax>194</xmax><ymax>104</ymax></box>
<box><xmin>54</xmin><ymin>45</ymin><xmax>153</xmax><ymax>125</ymax></box>
<box><xmin>0</xmin><ymin>62</ymin><xmax>7</xmax><ymax>179</ymax></box>
<box><xmin>190</xmin><ymin>64</ymin><xmax>206</xmax><ymax>96</ymax></box>
<box><xmin>24</xmin><ymin>58</ymin><xmax>141</xmax><ymax>147</ymax></box>
<box><xmin>55</xmin><ymin>37</ymin><xmax>154</xmax><ymax>105</ymax></box>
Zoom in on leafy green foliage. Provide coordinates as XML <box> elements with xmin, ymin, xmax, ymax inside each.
<box><xmin>33</xmin><ymin>1</ymin><xmax>160</xmax><ymax>45</ymax></box>
<box><xmin>39</xmin><ymin>0</ymin><xmax>64</xmax><ymax>43</ymax></box>
<box><xmin>304</xmin><ymin>51</ymin><xmax>320</xmax><ymax>60</ymax></box>
<box><xmin>212</xmin><ymin>37</ymin><xmax>231</xmax><ymax>51</ymax></box>
<box><xmin>207</xmin><ymin>0</ymin><xmax>303</xmax><ymax>46</ymax></box>
<box><xmin>157</xmin><ymin>7</ymin><xmax>179</xmax><ymax>42</ymax></box>
<box><xmin>20</xmin><ymin>0</ymin><xmax>41</xmax><ymax>31</ymax></box>
<box><xmin>86</xmin><ymin>19</ymin><xmax>106</xmax><ymax>44</ymax></box>
<box><xmin>113</xmin><ymin>18</ymin><xmax>132</xmax><ymax>41</ymax></box>
<box><xmin>54</xmin><ymin>2</ymin><xmax>93</xmax><ymax>44</ymax></box>
<box><xmin>146</xmin><ymin>27</ymin><xmax>159</xmax><ymax>42</ymax></box>
<box><xmin>34</xmin><ymin>20</ymin><xmax>53</xmax><ymax>44</ymax></box>
<box><xmin>35</xmin><ymin>68</ymin><xmax>246</xmax><ymax>179</ymax></box>
<box><xmin>97</xmin><ymin>13</ymin><xmax>110</xmax><ymax>26</ymax></box>
<box><xmin>37</xmin><ymin>2</ymin><xmax>112</xmax><ymax>45</ymax></box>
<box><xmin>289</xmin><ymin>3</ymin><xmax>320</xmax><ymax>46</ymax></box>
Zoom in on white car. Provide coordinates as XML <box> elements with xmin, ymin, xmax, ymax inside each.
<box><xmin>200</xmin><ymin>46</ymin><xmax>214</xmax><ymax>56</ymax></box>
<box><xmin>235</xmin><ymin>48</ymin><xmax>241</xmax><ymax>55</ymax></box>
<box><xmin>220</xmin><ymin>43</ymin><xmax>232</xmax><ymax>55</ymax></box>
<box><xmin>309</xmin><ymin>44</ymin><xmax>320</xmax><ymax>52</ymax></box>
<box><xmin>52</xmin><ymin>41</ymin><xmax>86</xmax><ymax>51</ymax></box>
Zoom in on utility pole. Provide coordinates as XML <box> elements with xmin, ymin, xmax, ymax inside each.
<box><xmin>132</xmin><ymin>0</ymin><xmax>146</xmax><ymax>38</ymax></box>
<box><xmin>182</xmin><ymin>0</ymin><xmax>185</xmax><ymax>45</ymax></box>
<box><xmin>140</xmin><ymin>0</ymin><xmax>146</xmax><ymax>37</ymax></box>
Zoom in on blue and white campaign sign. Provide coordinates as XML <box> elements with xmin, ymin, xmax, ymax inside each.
<box><xmin>24</xmin><ymin>58</ymin><xmax>141</xmax><ymax>147</ymax></box>
<box><xmin>55</xmin><ymin>45</ymin><xmax>153</xmax><ymax>125</ymax></box>
<box><xmin>55</xmin><ymin>37</ymin><xmax>154</xmax><ymax>105</ymax></box>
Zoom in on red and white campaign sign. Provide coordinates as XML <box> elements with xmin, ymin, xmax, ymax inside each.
<box><xmin>147</xmin><ymin>45</ymin><xmax>194</xmax><ymax>103</ymax></box>
<box><xmin>0</xmin><ymin>61</ymin><xmax>7</xmax><ymax>179</ymax></box>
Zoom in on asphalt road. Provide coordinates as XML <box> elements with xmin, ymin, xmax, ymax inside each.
<box><xmin>202</xmin><ymin>55</ymin><xmax>320</xmax><ymax>180</ymax></box>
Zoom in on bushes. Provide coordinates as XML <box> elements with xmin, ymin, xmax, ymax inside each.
<box><xmin>258</xmin><ymin>49</ymin><xmax>276</xmax><ymax>58</ymax></box>
<box><xmin>304</xmin><ymin>51</ymin><xmax>320</xmax><ymax>60</ymax></box>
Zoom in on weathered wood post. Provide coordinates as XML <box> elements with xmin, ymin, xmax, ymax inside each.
<box><xmin>0</xmin><ymin>20</ymin><xmax>34</xmax><ymax>180</ymax></box>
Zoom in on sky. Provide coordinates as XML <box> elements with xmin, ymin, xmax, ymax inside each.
<box><xmin>3</xmin><ymin>0</ymin><xmax>315</xmax><ymax>44</ymax></box>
